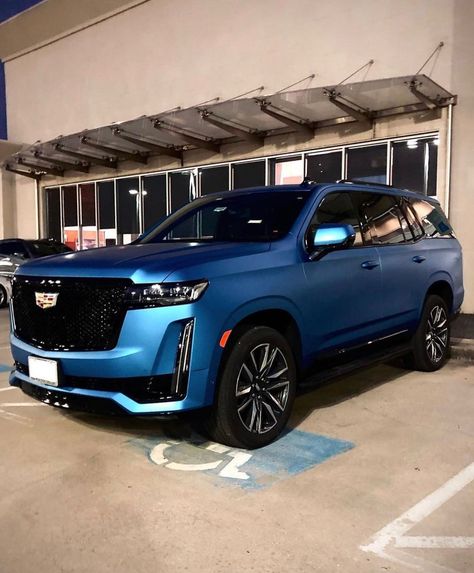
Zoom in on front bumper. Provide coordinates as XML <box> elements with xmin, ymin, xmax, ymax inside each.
<box><xmin>9</xmin><ymin>366</ymin><xmax>212</xmax><ymax>414</ymax></box>
<box><xmin>9</xmin><ymin>305</ymin><xmax>217</xmax><ymax>414</ymax></box>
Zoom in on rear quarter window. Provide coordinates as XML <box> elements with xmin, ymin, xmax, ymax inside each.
<box><xmin>410</xmin><ymin>199</ymin><xmax>453</xmax><ymax>238</ymax></box>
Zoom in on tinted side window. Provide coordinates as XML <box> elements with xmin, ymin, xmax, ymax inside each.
<box><xmin>0</xmin><ymin>241</ymin><xmax>28</xmax><ymax>257</ymax></box>
<box><xmin>359</xmin><ymin>194</ymin><xmax>407</xmax><ymax>245</ymax></box>
<box><xmin>309</xmin><ymin>192</ymin><xmax>363</xmax><ymax>246</ymax></box>
<box><xmin>410</xmin><ymin>199</ymin><xmax>453</xmax><ymax>238</ymax></box>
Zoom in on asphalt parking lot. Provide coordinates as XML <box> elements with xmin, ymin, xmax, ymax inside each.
<box><xmin>0</xmin><ymin>307</ymin><xmax>472</xmax><ymax>573</ymax></box>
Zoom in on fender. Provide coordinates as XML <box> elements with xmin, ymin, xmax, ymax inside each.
<box><xmin>204</xmin><ymin>295</ymin><xmax>306</xmax><ymax>400</ymax></box>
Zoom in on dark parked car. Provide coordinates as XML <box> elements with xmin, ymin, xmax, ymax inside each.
<box><xmin>9</xmin><ymin>182</ymin><xmax>463</xmax><ymax>448</ymax></box>
<box><xmin>0</xmin><ymin>238</ymin><xmax>72</xmax><ymax>261</ymax></box>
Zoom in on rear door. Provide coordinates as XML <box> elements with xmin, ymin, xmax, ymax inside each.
<box><xmin>302</xmin><ymin>191</ymin><xmax>383</xmax><ymax>354</ymax></box>
<box><xmin>356</xmin><ymin>192</ymin><xmax>426</xmax><ymax>334</ymax></box>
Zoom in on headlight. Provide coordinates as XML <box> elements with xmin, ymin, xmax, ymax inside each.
<box><xmin>125</xmin><ymin>280</ymin><xmax>208</xmax><ymax>308</ymax></box>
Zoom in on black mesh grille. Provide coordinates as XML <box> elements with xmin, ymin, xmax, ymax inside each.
<box><xmin>12</xmin><ymin>276</ymin><xmax>132</xmax><ymax>351</ymax></box>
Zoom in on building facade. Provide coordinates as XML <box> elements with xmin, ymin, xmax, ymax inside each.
<box><xmin>0</xmin><ymin>0</ymin><xmax>473</xmax><ymax>309</ymax></box>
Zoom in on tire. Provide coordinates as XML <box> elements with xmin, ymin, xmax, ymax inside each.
<box><xmin>203</xmin><ymin>326</ymin><xmax>297</xmax><ymax>449</ymax></box>
<box><xmin>410</xmin><ymin>294</ymin><xmax>450</xmax><ymax>372</ymax></box>
<box><xmin>0</xmin><ymin>285</ymin><xmax>7</xmax><ymax>308</ymax></box>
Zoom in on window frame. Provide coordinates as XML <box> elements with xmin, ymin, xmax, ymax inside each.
<box><xmin>303</xmin><ymin>190</ymin><xmax>371</xmax><ymax>254</ymax></box>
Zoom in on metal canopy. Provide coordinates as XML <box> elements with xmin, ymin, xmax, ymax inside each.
<box><xmin>3</xmin><ymin>74</ymin><xmax>455</xmax><ymax>180</ymax></box>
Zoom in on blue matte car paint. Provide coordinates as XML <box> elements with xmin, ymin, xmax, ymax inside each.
<box><xmin>9</xmin><ymin>183</ymin><xmax>464</xmax><ymax>414</ymax></box>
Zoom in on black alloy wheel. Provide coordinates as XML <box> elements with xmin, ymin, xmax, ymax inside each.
<box><xmin>0</xmin><ymin>285</ymin><xmax>7</xmax><ymax>308</ymax></box>
<box><xmin>410</xmin><ymin>294</ymin><xmax>450</xmax><ymax>371</ymax></box>
<box><xmin>203</xmin><ymin>326</ymin><xmax>297</xmax><ymax>449</ymax></box>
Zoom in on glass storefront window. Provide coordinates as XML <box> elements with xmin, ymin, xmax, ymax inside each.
<box><xmin>169</xmin><ymin>171</ymin><xmax>196</xmax><ymax>212</ymax></box>
<box><xmin>45</xmin><ymin>187</ymin><xmax>61</xmax><ymax>241</ymax></box>
<box><xmin>98</xmin><ymin>180</ymin><xmax>116</xmax><ymax>247</ymax></box>
<box><xmin>306</xmin><ymin>151</ymin><xmax>342</xmax><ymax>183</ymax></box>
<box><xmin>346</xmin><ymin>145</ymin><xmax>387</xmax><ymax>184</ymax></box>
<box><xmin>392</xmin><ymin>137</ymin><xmax>438</xmax><ymax>196</ymax></box>
<box><xmin>62</xmin><ymin>185</ymin><xmax>79</xmax><ymax>250</ymax></box>
<box><xmin>116</xmin><ymin>177</ymin><xmax>140</xmax><ymax>245</ymax></box>
<box><xmin>232</xmin><ymin>161</ymin><xmax>265</xmax><ymax>189</ymax></box>
<box><xmin>199</xmin><ymin>165</ymin><xmax>229</xmax><ymax>196</ymax></box>
<box><xmin>271</xmin><ymin>157</ymin><xmax>304</xmax><ymax>185</ymax></box>
<box><xmin>79</xmin><ymin>183</ymin><xmax>97</xmax><ymax>249</ymax></box>
<box><xmin>142</xmin><ymin>174</ymin><xmax>167</xmax><ymax>231</ymax></box>
<box><xmin>45</xmin><ymin>132</ymin><xmax>441</xmax><ymax>251</ymax></box>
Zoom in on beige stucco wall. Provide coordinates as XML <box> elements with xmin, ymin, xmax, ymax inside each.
<box><xmin>2</xmin><ymin>0</ymin><xmax>473</xmax><ymax>310</ymax></box>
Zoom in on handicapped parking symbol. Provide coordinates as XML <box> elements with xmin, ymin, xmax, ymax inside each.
<box><xmin>149</xmin><ymin>440</ymin><xmax>253</xmax><ymax>480</ymax></box>
<box><xmin>135</xmin><ymin>429</ymin><xmax>354</xmax><ymax>489</ymax></box>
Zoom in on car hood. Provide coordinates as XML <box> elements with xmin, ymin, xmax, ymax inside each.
<box><xmin>15</xmin><ymin>242</ymin><xmax>271</xmax><ymax>283</ymax></box>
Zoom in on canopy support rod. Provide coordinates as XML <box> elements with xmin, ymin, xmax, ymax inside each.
<box><xmin>16</xmin><ymin>157</ymin><xmax>63</xmax><ymax>176</ymax></box>
<box><xmin>5</xmin><ymin>164</ymin><xmax>41</xmax><ymax>180</ymax></box>
<box><xmin>324</xmin><ymin>89</ymin><xmax>373</xmax><ymax>124</ymax></box>
<box><xmin>258</xmin><ymin>101</ymin><xmax>314</xmax><ymax>134</ymax></box>
<box><xmin>153</xmin><ymin>120</ymin><xmax>221</xmax><ymax>153</ymax></box>
<box><xmin>200</xmin><ymin>111</ymin><xmax>264</xmax><ymax>144</ymax></box>
<box><xmin>112</xmin><ymin>128</ymin><xmax>182</xmax><ymax>159</ymax></box>
<box><xmin>415</xmin><ymin>42</ymin><xmax>444</xmax><ymax>75</ymax></box>
<box><xmin>33</xmin><ymin>151</ymin><xmax>89</xmax><ymax>173</ymax></box>
<box><xmin>81</xmin><ymin>137</ymin><xmax>148</xmax><ymax>164</ymax></box>
<box><xmin>54</xmin><ymin>144</ymin><xmax>117</xmax><ymax>168</ymax></box>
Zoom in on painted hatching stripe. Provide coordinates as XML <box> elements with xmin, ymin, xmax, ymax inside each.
<box><xmin>0</xmin><ymin>364</ymin><xmax>12</xmax><ymax>373</ymax></box>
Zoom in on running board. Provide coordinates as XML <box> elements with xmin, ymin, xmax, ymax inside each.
<box><xmin>299</xmin><ymin>341</ymin><xmax>412</xmax><ymax>392</ymax></box>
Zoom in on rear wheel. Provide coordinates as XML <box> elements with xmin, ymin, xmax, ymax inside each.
<box><xmin>410</xmin><ymin>294</ymin><xmax>450</xmax><ymax>371</ymax></box>
<box><xmin>203</xmin><ymin>326</ymin><xmax>297</xmax><ymax>449</ymax></box>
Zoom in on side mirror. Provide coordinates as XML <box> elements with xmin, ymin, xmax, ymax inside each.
<box><xmin>309</xmin><ymin>223</ymin><xmax>356</xmax><ymax>261</ymax></box>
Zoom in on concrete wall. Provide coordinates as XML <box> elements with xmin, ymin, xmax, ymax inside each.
<box><xmin>449</xmin><ymin>0</ymin><xmax>474</xmax><ymax>311</ymax></box>
<box><xmin>2</xmin><ymin>0</ymin><xmax>473</xmax><ymax>310</ymax></box>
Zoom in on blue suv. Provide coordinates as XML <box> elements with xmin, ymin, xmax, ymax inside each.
<box><xmin>9</xmin><ymin>181</ymin><xmax>463</xmax><ymax>448</ymax></box>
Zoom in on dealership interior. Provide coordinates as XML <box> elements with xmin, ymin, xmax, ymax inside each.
<box><xmin>0</xmin><ymin>2</ymin><xmax>473</xmax><ymax>573</ymax></box>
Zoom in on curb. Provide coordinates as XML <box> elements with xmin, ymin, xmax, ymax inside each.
<box><xmin>451</xmin><ymin>338</ymin><xmax>474</xmax><ymax>362</ymax></box>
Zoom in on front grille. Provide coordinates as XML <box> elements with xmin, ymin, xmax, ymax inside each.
<box><xmin>12</xmin><ymin>276</ymin><xmax>132</xmax><ymax>351</ymax></box>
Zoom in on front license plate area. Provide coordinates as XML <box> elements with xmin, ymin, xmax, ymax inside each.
<box><xmin>28</xmin><ymin>356</ymin><xmax>59</xmax><ymax>387</ymax></box>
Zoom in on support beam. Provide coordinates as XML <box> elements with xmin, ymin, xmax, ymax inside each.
<box><xmin>258</xmin><ymin>100</ymin><xmax>314</xmax><ymax>135</ymax></box>
<box><xmin>200</xmin><ymin>111</ymin><xmax>264</xmax><ymax>144</ymax></box>
<box><xmin>54</xmin><ymin>144</ymin><xmax>117</xmax><ymax>169</ymax></box>
<box><xmin>153</xmin><ymin>120</ymin><xmax>221</xmax><ymax>153</ymax></box>
<box><xmin>17</xmin><ymin>157</ymin><xmax>63</xmax><ymax>177</ymax></box>
<box><xmin>5</xmin><ymin>164</ymin><xmax>41</xmax><ymax>180</ymax></box>
<box><xmin>33</xmin><ymin>151</ymin><xmax>89</xmax><ymax>173</ymax></box>
<box><xmin>80</xmin><ymin>136</ymin><xmax>148</xmax><ymax>164</ymax></box>
<box><xmin>112</xmin><ymin>128</ymin><xmax>182</xmax><ymax>160</ymax></box>
<box><xmin>325</xmin><ymin>89</ymin><xmax>373</xmax><ymax>124</ymax></box>
<box><xmin>408</xmin><ymin>79</ymin><xmax>442</xmax><ymax>110</ymax></box>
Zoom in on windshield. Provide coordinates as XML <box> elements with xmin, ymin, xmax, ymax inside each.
<box><xmin>28</xmin><ymin>241</ymin><xmax>72</xmax><ymax>257</ymax></box>
<box><xmin>139</xmin><ymin>191</ymin><xmax>311</xmax><ymax>244</ymax></box>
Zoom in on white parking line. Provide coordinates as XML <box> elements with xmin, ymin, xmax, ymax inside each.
<box><xmin>0</xmin><ymin>402</ymin><xmax>45</xmax><ymax>407</ymax></box>
<box><xmin>361</xmin><ymin>462</ymin><xmax>474</xmax><ymax>571</ymax></box>
<box><xmin>0</xmin><ymin>387</ymin><xmax>15</xmax><ymax>392</ymax></box>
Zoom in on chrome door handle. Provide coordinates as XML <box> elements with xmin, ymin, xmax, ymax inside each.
<box><xmin>412</xmin><ymin>255</ymin><xmax>426</xmax><ymax>263</ymax></box>
<box><xmin>361</xmin><ymin>260</ymin><xmax>379</xmax><ymax>270</ymax></box>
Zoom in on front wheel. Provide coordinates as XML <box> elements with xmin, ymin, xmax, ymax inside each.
<box><xmin>0</xmin><ymin>285</ymin><xmax>7</xmax><ymax>308</ymax></box>
<box><xmin>203</xmin><ymin>326</ymin><xmax>297</xmax><ymax>449</ymax></box>
<box><xmin>410</xmin><ymin>294</ymin><xmax>450</xmax><ymax>372</ymax></box>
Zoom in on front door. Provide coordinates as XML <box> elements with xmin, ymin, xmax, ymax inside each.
<box><xmin>302</xmin><ymin>191</ymin><xmax>383</xmax><ymax>356</ymax></box>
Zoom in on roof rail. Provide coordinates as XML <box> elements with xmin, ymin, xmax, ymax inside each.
<box><xmin>300</xmin><ymin>177</ymin><xmax>319</xmax><ymax>188</ymax></box>
<box><xmin>336</xmin><ymin>179</ymin><xmax>396</xmax><ymax>189</ymax></box>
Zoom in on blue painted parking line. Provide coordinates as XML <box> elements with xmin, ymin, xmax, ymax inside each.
<box><xmin>131</xmin><ymin>429</ymin><xmax>354</xmax><ymax>490</ymax></box>
<box><xmin>0</xmin><ymin>364</ymin><xmax>11</xmax><ymax>373</ymax></box>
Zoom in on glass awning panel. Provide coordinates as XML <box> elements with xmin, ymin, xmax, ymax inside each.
<box><xmin>2</xmin><ymin>74</ymin><xmax>455</xmax><ymax>179</ymax></box>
